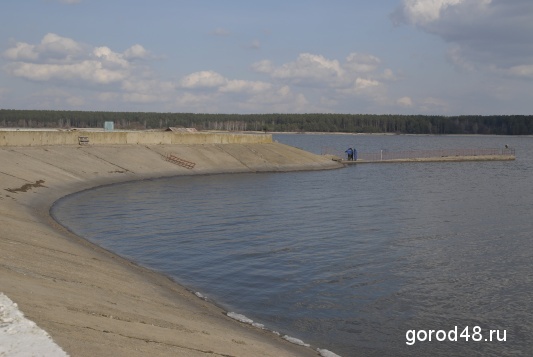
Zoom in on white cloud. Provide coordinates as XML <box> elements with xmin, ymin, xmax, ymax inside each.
<box><xmin>4</xmin><ymin>33</ymin><xmax>84</xmax><ymax>63</ymax></box>
<box><xmin>344</xmin><ymin>53</ymin><xmax>381</xmax><ymax>73</ymax></box>
<box><xmin>174</xmin><ymin>70</ymin><xmax>301</xmax><ymax>112</ymax></box>
<box><xmin>338</xmin><ymin>77</ymin><xmax>384</xmax><ymax>97</ymax></box>
<box><xmin>498</xmin><ymin>65</ymin><xmax>533</xmax><ymax>79</ymax></box>
<box><xmin>395</xmin><ymin>0</ymin><xmax>465</xmax><ymax>25</ymax></box>
<box><xmin>3</xmin><ymin>33</ymin><xmax>321</xmax><ymax>112</ymax></box>
<box><xmin>219</xmin><ymin>80</ymin><xmax>272</xmax><ymax>94</ymax></box>
<box><xmin>253</xmin><ymin>52</ymin><xmax>395</xmax><ymax>90</ymax></box>
<box><xmin>4</xmin><ymin>42</ymin><xmax>39</xmax><ymax>61</ymax></box>
<box><xmin>6</xmin><ymin>61</ymin><xmax>127</xmax><ymax>84</ymax></box>
<box><xmin>397</xmin><ymin>96</ymin><xmax>413</xmax><ymax>106</ymax></box>
<box><xmin>2</xmin><ymin>33</ymin><xmax>179</xmax><ymax>106</ymax></box>
<box><xmin>121</xmin><ymin>79</ymin><xmax>175</xmax><ymax>94</ymax></box>
<box><xmin>355</xmin><ymin>78</ymin><xmax>380</xmax><ymax>90</ymax></box>
<box><xmin>393</xmin><ymin>0</ymin><xmax>533</xmax><ymax>79</ymax></box>
<box><xmin>41</xmin><ymin>33</ymin><xmax>83</xmax><ymax>55</ymax></box>
<box><xmin>124</xmin><ymin>44</ymin><xmax>150</xmax><ymax>60</ymax></box>
<box><xmin>238</xmin><ymin>86</ymin><xmax>309</xmax><ymax>113</ymax></box>
<box><xmin>58</xmin><ymin>0</ymin><xmax>81</xmax><ymax>4</ymax></box>
<box><xmin>2</xmin><ymin>34</ymin><xmax>156</xmax><ymax>88</ymax></box>
<box><xmin>175</xmin><ymin>92</ymin><xmax>215</xmax><ymax>107</ymax></box>
<box><xmin>265</xmin><ymin>53</ymin><xmax>344</xmax><ymax>85</ymax></box>
<box><xmin>117</xmin><ymin>79</ymin><xmax>176</xmax><ymax>105</ymax></box>
<box><xmin>252</xmin><ymin>52</ymin><xmax>396</xmax><ymax>106</ymax></box>
<box><xmin>93</xmin><ymin>46</ymin><xmax>130</xmax><ymax>68</ymax></box>
<box><xmin>251</xmin><ymin>59</ymin><xmax>274</xmax><ymax>74</ymax></box>
<box><xmin>174</xmin><ymin>74</ymin><xmax>311</xmax><ymax>113</ymax></box>
<box><xmin>180</xmin><ymin>71</ymin><xmax>227</xmax><ymax>88</ymax></box>
<box><xmin>1</xmin><ymin>33</ymin><xmax>413</xmax><ymax>113</ymax></box>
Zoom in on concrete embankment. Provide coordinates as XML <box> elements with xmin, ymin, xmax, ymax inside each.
<box><xmin>0</xmin><ymin>131</ymin><xmax>341</xmax><ymax>357</ymax></box>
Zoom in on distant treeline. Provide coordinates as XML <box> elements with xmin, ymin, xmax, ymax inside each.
<box><xmin>1</xmin><ymin>109</ymin><xmax>532</xmax><ymax>135</ymax></box>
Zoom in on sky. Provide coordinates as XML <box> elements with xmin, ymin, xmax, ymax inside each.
<box><xmin>0</xmin><ymin>0</ymin><xmax>532</xmax><ymax>115</ymax></box>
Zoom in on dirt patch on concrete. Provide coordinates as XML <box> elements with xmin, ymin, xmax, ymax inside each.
<box><xmin>5</xmin><ymin>180</ymin><xmax>47</xmax><ymax>193</ymax></box>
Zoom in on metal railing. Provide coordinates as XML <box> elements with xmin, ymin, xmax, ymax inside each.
<box><xmin>323</xmin><ymin>147</ymin><xmax>515</xmax><ymax>162</ymax></box>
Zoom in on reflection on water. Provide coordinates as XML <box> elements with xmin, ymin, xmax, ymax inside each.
<box><xmin>52</xmin><ymin>134</ymin><xmax>533</xmax><ymax>356</ymax></box>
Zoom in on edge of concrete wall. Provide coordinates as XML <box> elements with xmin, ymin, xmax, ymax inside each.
<box><xmin>0</xmin><ymin>130</ymin><xmax>272</xmax><ymax>146</ymax></box>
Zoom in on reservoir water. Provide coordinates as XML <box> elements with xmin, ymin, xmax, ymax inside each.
<box><xmin>52</xmin><ymin>134</ymin><xmax>533</xmax><ymax>356</ymax></box>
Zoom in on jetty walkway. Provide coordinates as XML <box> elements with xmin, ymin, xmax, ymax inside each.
<box><xmin>329</xmin><ymin>147</ymin><xmax>516</xmax><ymax>164</ymax></box>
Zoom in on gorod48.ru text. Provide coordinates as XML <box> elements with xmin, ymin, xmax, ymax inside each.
<box><xmin>406</xmin><ymin>326</ymin><xmax>506</xmax><ymax>345</ymax></box>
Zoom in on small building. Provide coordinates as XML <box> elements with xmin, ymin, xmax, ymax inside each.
<box><xmin>104</xmin><ymin>121</ymin><xmax>114</xmax><ymax>131</ymax></box>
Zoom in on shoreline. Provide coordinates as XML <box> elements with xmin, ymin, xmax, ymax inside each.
<box><xmin>0</xmin><ymin>142</ymin><xmax>341</xmax><ymax>356</ymax></box>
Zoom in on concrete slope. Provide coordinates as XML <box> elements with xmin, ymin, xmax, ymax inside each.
<box><xmin>0</xmin><ymin>143</ymin><xmax>341</xmax><ymax>357</ymax></box>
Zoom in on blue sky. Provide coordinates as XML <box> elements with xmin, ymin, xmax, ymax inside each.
<box><xmin>1</xmin><ymin>0</ymin><xmax>532</xmax><ymax>115</ymax></box>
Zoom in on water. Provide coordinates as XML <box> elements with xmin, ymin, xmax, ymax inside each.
<box><xmin>52</xmin><ymin>134</ymin><xmax>533</xmax><ymax>356</ymax></box>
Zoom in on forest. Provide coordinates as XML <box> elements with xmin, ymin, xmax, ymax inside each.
<box><xmin>1</xmin><ymin>109</ymin><xmax>532</xmax><ymax>135</ymax></box>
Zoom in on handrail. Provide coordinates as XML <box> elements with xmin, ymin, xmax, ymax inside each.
<box><xmin>324</xmin><ymin>147</ymin><xmax>516</xmax><ymax>162</ymax></box>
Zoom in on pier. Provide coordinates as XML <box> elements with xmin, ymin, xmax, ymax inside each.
<box><xmin>326</xmin><ymin>147</ymin><xmax>516</xmax><ymax>164</ymax></box>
